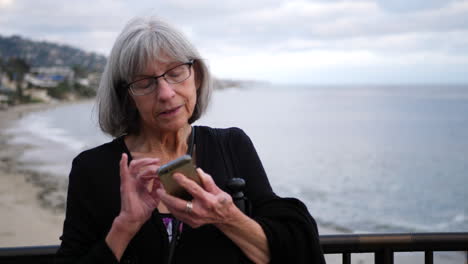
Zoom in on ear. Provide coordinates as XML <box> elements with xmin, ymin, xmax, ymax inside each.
<box><xmin>128</xmin><ymin>92</ymin><xmax>137</xmax><ymax>107</ymax></box>
<box><xmin>115</xmin><ymin>81</ymin><xmax>127</xmax><ymax>101</ymax></box>
<box><xmin>193</xmin><ymin>61</ymin><xmax>202</xmax><ymax>90</ymax></box>
<box><xmin>122</xmin><ymin>88</ymin><xmax>137</xmax><ymax>112</ymax></box>
<box><xmin>194</xmin><ymin>75</ymin><xmax>201</xmax><ymax>90</ymax></box>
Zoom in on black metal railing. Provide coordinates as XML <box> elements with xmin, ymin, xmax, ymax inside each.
<box><xmin>320</xmin><ymin>232</ymin><xmax>468</xmax><ymax>264</ymax></box>
<box><xmin>0</xmin><ymin>232</ymin><xmax>467</xmax><ymax>263</ymax></box>
<box><xmin>0</xmin><ymin>245</ymin><xmax>57</xmax><ymax>264</ymax></box>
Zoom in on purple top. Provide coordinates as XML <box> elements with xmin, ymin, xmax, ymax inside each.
<box><xmin>160</xmin><ymin>213</ymin><xmax>183</xmax><ymax>242</ymax></box>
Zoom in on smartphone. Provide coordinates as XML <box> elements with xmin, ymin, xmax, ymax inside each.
<box><xmin>156</xmin><ymin>155</ymin><xmax>201</xmax><ymax>200</ymax></box>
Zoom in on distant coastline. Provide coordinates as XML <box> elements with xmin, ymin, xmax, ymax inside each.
<box><xmin>0</xmin><ymin>33</ymin><xmax>268</xmax><ymax>110</ymax></box>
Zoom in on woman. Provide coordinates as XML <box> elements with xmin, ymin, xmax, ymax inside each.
<box><xmin>56</xmin><ymin>16</ymin><xmax>325</xmax><ymax>264</ymax></box>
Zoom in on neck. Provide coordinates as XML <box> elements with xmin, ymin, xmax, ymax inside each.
<box><xmin>127</xmin><ymin>124</ymin><xmax>192</xmax><ymax>159</ymax></box>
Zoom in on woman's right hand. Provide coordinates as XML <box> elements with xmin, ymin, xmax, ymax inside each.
<box><xmin>106</xmin><ymin>153</ymin><xmax>161</xmax><ymax>261</ymax></box>
<box><xmin>116</xmin><ymin>153</ymin><xmax>161</xmax><ymax>234</ymax></box>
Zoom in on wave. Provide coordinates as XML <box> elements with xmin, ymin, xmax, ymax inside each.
<box><xmin>275</xmin><ymin>181</ymin><xmax>468</xmax><ymax>234</ymax></box>
<box><xmin>8</xmin><ymin>111</ymin><xmax>87</xmax><ymax>152</ymax></box>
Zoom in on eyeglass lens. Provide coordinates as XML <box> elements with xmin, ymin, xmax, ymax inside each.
<box><xmin>130</xmin><ymin>63</ymin><xmax>191</xmax><ymax>95</ymax></box>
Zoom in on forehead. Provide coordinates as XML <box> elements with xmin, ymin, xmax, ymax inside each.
<box><xmin>130</xmin><ymin>49</ymin><xmax>187</xmax><ymax>78</ymax></box>
<box><xmin>139</xmin><ymin>59</ymin><xmax>181</xmax><ymax>75</ymax></box>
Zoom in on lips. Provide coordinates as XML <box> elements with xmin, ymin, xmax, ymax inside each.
<box><xmin>158</xmin><ymin>105</ymin><xmax>182</xmax><ymax>116</ymax></box>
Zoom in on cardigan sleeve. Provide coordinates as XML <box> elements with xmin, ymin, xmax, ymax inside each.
<box><xmin>227</xmin><ymin>128</ymin><xmax>326</xmax><ymax>264</ymax></box>
<box><xmin>55</xmin><ymin>155</ymin><xmax>119</xmax><ymax>264</ymax></box>
<box><xmin>254</xmin><ymin>198</ymin><xmax>325</xmax><ymax>264</ymax></box>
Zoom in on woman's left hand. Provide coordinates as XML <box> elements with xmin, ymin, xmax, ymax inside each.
<box><xmin>157</xmin><ymin>168</ymin><xmax>271</xmax><ymax>263</ymax></box>
<box><xmin>156</xmin><ymin>168</ymin><xmax>235</xmax><ymax>228</ymax></box>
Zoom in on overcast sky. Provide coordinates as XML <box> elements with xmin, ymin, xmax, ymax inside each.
<box><xmin>1</xmin><ymin>0</ymin><xmax>468</xmax><ymax>84</ymax></box>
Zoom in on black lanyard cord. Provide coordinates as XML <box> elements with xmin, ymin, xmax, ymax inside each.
<box><xmin>166</xmin><ymin>126</ymin><xmax>195</xmax><ymax>264</ymax></box>
<box><xmin>166</xmin><ymin>219</ymin><xmax>181</xmax><ymax>264</ymax></box>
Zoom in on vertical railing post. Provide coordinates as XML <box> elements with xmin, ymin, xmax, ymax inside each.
<box><xmin>375</xmin><ymin>249</ymin><xmax>394</xmax><ymax>264</ymax></box>
<box><xmin>342</xmin><ymin>253</ymin><xmax>351</xmax><ymax>264</ymax></box>
<box><xmin>424</xmin><ymin>251</ymin><xmax>433</xmax><ymax>264</ymax></box>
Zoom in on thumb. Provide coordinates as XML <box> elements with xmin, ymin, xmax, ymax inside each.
<box><xmin>197</xmin><ymin>168</ymin><xmax>218</xmax><ymax>193</ymax></box>
<box><xmin>119</xmin><ymin>153</ymin><xmax>130</xmax><ymax>184</ymax></box>
<box><xmin>150</xmin><ymin>182</ymin><xmax>161</xmax><ymax>204</ymax></box>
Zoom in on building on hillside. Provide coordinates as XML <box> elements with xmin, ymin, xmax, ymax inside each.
<box><xmin>23</xmin><ymin>66</ymin><xmax>75</xmax><ymax>102</ymax></box>
<box><xmin>87</xmin><ymin>72</ymin><xmax>101</xmax><ymax>89</ymax></box>
<box><xmin>0</xmin><ymin>75</ymin><xmax>10</xmax><ymax>108</ymax></box>
<box><xmin>24</xmin><ymin>66</ymin><xmax>75</xmax><ymax>88</ymax></box>
<box><xmin>0</xmin><ymin>93</ymin><xmax>8</xmax><ymax>109</ymax></box>
<box><xmin>0</xmin><ymin>71</ymin><xmax>17</xmax><ymax>92</ymax></box>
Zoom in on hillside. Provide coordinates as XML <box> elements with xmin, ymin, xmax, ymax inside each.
<box><xmin>0</xmin><ymin>34</ymin><xmax>260</xmax><ymax>90</ymax></box>
<box><xmin>0</xmin><ymin>35</ymin><xmax>106</xmax><ymax>72</ymax></box>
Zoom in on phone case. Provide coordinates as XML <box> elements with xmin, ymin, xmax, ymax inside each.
<box><xmin>157</xmin><ymin>155</ymin><xmax>201</xmax><ymax>200</ymax></box>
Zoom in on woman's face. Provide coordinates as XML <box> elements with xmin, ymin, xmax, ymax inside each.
<box><xmin>129</xmin><ymin>57</ymin><xmax>198</xmax><ymax>133</ymax></box>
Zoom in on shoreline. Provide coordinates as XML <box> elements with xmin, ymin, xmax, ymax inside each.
<box><xmin>0</xmin><ymin>101</ymin><xmax>343</xmax><ymax>247</ymax></box>
<box><xmin>0</xmin><ymin>102</ymin><xmax>69</xmax><ymax>247</ymax></box>
<box><xmin>0</xmin><ymin>102</ymin><xmax>464</xmax><ymax>263</ymax></box>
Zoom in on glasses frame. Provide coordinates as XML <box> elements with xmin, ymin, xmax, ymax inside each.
<box><xmin>127</xmin><ymin>59</ymin><xmax>195</xmax><ymax>96</ymax></box>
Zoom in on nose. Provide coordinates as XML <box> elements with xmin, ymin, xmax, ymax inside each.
<box><xmin>156</xmin><ymin>78</ymin><xmax>176</xmax><ymax>100</ymax></box>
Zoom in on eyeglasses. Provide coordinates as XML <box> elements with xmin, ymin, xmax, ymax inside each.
<box><xmin>127</xmin><ymin>60</ymin><xmax>194</xmax><ymax>96</ymax></box>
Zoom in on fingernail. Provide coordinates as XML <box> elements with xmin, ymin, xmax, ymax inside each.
<box><xmin>173</xmin><ymin>173</ymin><xmax>182</xmax><ymax>180</ymax></box>
<box><xmin>156</xmin><ymin>188</ymin><xmax>165</xmax><ymax>196</ymax></box>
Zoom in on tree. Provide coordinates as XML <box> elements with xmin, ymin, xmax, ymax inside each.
<box><xmin>4</xmin><ymin>57</ymin><xmax>30</xmax><ymax>102</ymax></box>
<box><xmin>48</xmin><ymin>81</ymin><xmax>72</xmax><ymax>99</ymax></box>
<box><xmin>72</xmin><ymin>64</ymin><xmax>88</xmax><ymax>78</ymax></box>
<box><xmin>5</xmin><ymin>57</ymin><xmax>30</xmax><ymax>81</ymax></box>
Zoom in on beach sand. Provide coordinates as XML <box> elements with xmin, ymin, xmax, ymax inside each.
<box><xmin>0</xmin><ymin>103</ymin><xmax>465</xmax><ymax>263</ymax></box>
<box><xmin>0</xmin><ymin>103</ymin><xmax>65</xmax><ymax>247</ymax></box>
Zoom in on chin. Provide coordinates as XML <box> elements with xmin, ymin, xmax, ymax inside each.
<box><xmin>158</xmin><ymin>119</ymin><xmax>189</xmax><ymax>132</ymax></box>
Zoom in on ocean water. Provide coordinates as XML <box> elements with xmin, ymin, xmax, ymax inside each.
<box><xmin>7</xmin><ymin>84</ymin><xmax>468</xmax><ymax>234</ymax></box>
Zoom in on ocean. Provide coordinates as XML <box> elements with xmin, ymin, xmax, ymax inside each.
<box><xmin>7</xmin><ymin>84</ymin><xmax>468</xmax><ymax>234</ymax></box>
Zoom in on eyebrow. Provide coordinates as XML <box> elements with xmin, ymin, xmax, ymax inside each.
<box><xmin>134</xmin><ymin>61</ymin><xmax>182</xmax><ymax>78</ymax></box>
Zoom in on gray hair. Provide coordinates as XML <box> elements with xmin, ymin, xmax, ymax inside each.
<box><xmin>96</xmin><ymin>16</ymin><xmax>212</xmax><ymax>137</ymax></box>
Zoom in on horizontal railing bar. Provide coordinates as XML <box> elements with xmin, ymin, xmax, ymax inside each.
<box><xmin>320</xmin><ymin>232</ymin><xmax>468</xmax><ymax>253</ymax></box>
<box><xmin>0</xmin><ymin>245</ymin><xmax>58</xmax><ymax>257</ymax></box>
<box><xmin>0</xmin><ymin>232</ymin><xmax>467</xmax><ymax>259</ymax></box>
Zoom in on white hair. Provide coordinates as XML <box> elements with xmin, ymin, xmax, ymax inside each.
<box><xmin>96</xmin><ymin>16</ymin><xmax>212</xmax><ymax>137</ymax></box>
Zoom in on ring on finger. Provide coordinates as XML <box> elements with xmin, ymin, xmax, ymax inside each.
<box><xmin>185</xmin><ymin>201</ymin><xmax>193</xmax><ymax>214</ymax></box>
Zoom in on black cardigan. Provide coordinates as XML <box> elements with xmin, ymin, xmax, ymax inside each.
<box><xmin>56</xmin><ymin>126</ymin><xmax>325</xmax><ymax>263</ymax></box>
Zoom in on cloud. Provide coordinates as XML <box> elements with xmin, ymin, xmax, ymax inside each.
<box><xmin>0</xmin><ymin>0</ymin><xmax>467</xmax><ymax>83</ymax></box>
<box><xmin>205</xmin><ymin>44</ymin><xmax>468</xmax><ymax>83</ymax></box>
<box><xmin>0</xmin><ymin>0</ymin><xmax>14</xmax><ymax>8</ymax></box>
<box><xmin>2</xmin><ymin>0</ymin><xmax>467</xmax><ymax>54</ymax></box>
<box><xmin>375</xmin><ymin>0</ymin><xmax>458</xmax><ymax>13</ymax></box>
<box><xmin>189</xmin><ymin>0</ymin><xmax>468</xmax><ymax>45</ymax></box>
